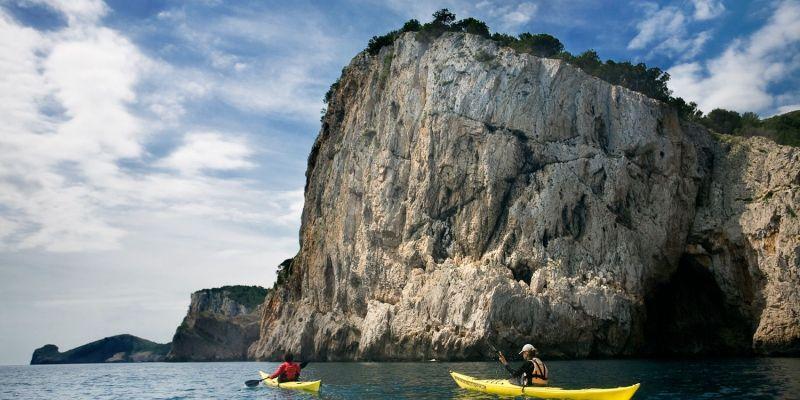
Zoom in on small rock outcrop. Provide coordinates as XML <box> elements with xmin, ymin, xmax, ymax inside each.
<box><xmin>249</xmin><ymin>32</ymin><xmax>800</xmax><ymax>360</ymax></box>
<box><xmin>30</xmin><ymin>334</ymin><xmax>170</xmax><ymax>364</ymax></box>
<box><xmin>166</xmin><ymin>285</ymin><xmax>267</xmax><ymax>361</ymax></box>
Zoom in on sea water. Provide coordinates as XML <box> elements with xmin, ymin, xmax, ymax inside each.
<box><xmin>1</xmin><ymin>358</ymin><xmax>799</xmax><ymax>399</ymax></box>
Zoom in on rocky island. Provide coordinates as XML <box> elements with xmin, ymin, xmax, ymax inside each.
<box><xmin>31</xmin><ymin>335</ymin><xmax>170</xmax><ymax>364</ymax></box>
<box><xmin>30</xmin><ymin>285</ymin><xmax>267</xmax><ymax>364</ymax></box>
<box><xmin>167</xmin><ymin>285</ymin><xmax>267</xmax><ymax>361</ymax></box>
<box><xmin>248</xmin><ymin>15</ymin><xmax>799</xmax><ymax>361</ymax></box>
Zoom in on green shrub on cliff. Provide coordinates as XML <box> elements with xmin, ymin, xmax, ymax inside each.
<box><xmin>704</xmin><ymin>108</ymin><xmax>743</xmax><ymax>134</ymax></box>
<box><xmin>274</xmin><ymin>258</ymin><xmax>294</xmax><ymax>288</ymax></box>
<box><xmin>201</xmin><ymin>285</ymin><xmax>268</xmax><ymax>309</ymax></box>
<box><xmin>366</xmin><ymin>17</ymin><xmax>425</xmax><ymax>55</ymax></box>
<box><xmin>323</xmin><ymin>79</ymin><xmax>339</xmax><ymax>104</ymax></box>
<box><xmin>367</xmin><ymin>9</ymin><xmax>491</xmax><ymax>53</ymax></box>
<box><xmin>558</xmin><ymin>49</ymin><xmax>670</xmax><ymax>103</ymax></box>
<box><xmin>513</xmin><ymin>33</ymin><xmax>564</xmax><ymax>57</ymax></box>
<box><xmin>704</xmin><ymin>109</ymin><xmax>800</xmax><ymax>147</ymax></box>
<box><xmin>667</xmin><ymin>97</ymin><xmax>704</xmax><ymax>121</ymax></box>
<box><xmin>758</xmin><ymin>110</ymin><xmax>800</xmax><ymax>147</ymax></box>
<box><xmin>451</xmin><ymin>17</ymin><xmax>490</xmax><ymax>37</ymax></box>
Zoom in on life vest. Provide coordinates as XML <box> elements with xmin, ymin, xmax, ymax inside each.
<box><xmin>518</xmin><ymin>358</ymin><xmax>549</xmax><ymax>386</ymax></box>
<box><xmin>279</xmin><ymin>362</ymin><xmax>301</xmax><ymax>381</ymax></box>
<box><xmin>530</xmin><ymin>358</ymin><xmax>548</xmax><ymax>385</ymax></box>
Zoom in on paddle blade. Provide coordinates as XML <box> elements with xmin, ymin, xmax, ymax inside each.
<box><xmin>244</xmin><ymin>379</ymin><xmax>263</xmax><ymax>387</ymax></box>
<box><xmin>487</xmin><ymin>341</ymin><xmax>500</xmax><ymax>353</ymax></box>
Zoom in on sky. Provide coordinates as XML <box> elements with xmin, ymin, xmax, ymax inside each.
<box><xmin>0</xmin><ymin>0</ymin><xmax>797</xmax><ymax>365</ymax></box>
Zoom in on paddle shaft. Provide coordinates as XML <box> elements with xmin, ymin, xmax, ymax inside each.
<box><xmin>489</xmin><ymin>341</ymin><xmax>518</xmax><ymax>381</ymax></box>
<box><xmin>488</xmin><ymin>342</ymin><xmax>508</xmax><ymax>363</ymax></box>
<box><xmin>245</xmin><ymin>377</ymin><xmax>283</xmax><ymax>387</ymax></box>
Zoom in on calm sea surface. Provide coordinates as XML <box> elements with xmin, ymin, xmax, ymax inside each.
<box><xmin>1</xmin><ymin>359</ymin><xmax>799</xmax><ymax>399</ymax></box>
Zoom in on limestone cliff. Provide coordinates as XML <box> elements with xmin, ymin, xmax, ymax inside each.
<box><xmin>31</xmin><ymin>334</ymin><xmax>169</xmax><ymax>364</ymax></box>
<box><xmin>167</xmin><ymin>285</ymin><xmax>266</xmax><ymax>361</ymax></box>
<box><xmin>249</xmin><ymin>32</ymin><xmax>799</xmax><ymax>360</ymax></box>
<box><xmin>680</xmin><ymin>136</ymin><xmax>799</xmax><ymax>355</ymax></box>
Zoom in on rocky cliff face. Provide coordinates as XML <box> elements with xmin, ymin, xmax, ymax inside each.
<box><xmin>167</xmin><ymin>286</ymin><xmax>266</xmax><ymax>361</ymax></box>
<box><xmin>249</xmin><ymin>32</ymin><xmax>799</xmax><ymax>360</ymax></box>
<box><xmin>31</xmin><ymin>334</ymin><xmax>170</xmax><ymax>364</ymax></box>
<box><xmin>680</xmin><ymin>136</ymin><xmax>799</xmax><ymax>355</ymax></box>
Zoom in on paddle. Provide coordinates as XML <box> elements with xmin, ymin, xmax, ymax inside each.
<box><xmin>488</xmin><ymin>342</ymin><xmax>501</xmax><ymax>356</ymax></box>
<box><xmin>488</xmin><ymin>341</ymin><xmax>514</xmax><ymax>379</ymax></box>
<box><xmin>488</xmin><ymin>341</ymin><xmax>509</xmax><ymax>364</ymax></box>
<box><xmin>245</xmin><ymin>361</ymin><xmax>310</xmax><ymax>387</ymax></box>
<box><xmin>244</xmin><ymin>378</ymin><xmax>265</xmax><ymax>388</ymax></box>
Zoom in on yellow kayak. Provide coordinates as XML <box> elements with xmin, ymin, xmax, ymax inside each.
<box><xmin>451</xmin><ymin>371</ymin><xmax>639</xmax><ymax>400</ymax></box>
<box><xmin>258</xmin><ymin>370</ymin><xmax>321</xmax><ymax>392</ymax></box>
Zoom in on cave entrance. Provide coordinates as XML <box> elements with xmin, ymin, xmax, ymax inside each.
<box><xmin>643</xmin><ymin>254</ymin><xmax>754</xmax><ymax>356</ymax></box>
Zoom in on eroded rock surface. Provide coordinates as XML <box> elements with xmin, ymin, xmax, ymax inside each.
<box><xmin>680</xmin><ymin>136</ymin><xmax>800</xmax><ymax>355</ymax></box>
<box><xmin>250</xmin><ymin>32</ymin><xmax>799</xmax><ymax>360</ymax></box>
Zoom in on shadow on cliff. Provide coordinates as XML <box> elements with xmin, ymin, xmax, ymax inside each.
<box><xmin>642</xmin><ymin>136</ymin><xmax>766</xmax><ymax>357</ymax></box>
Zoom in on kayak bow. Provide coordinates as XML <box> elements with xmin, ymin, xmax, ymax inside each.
<box><xmin>257</xmin><ymin>370</ymin><xmax>321</xmax><ymax>392</ymax></box>
<box><xmin>450</xmin><ymin>371</ymin><xmax>639</xmax><ymax>400</ymax></box>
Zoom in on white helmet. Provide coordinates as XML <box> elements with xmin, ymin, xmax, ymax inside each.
<box><xmin>519</xmin><ymin>344</ymin><xmax>537</xmax><ymax>354</ymax></box>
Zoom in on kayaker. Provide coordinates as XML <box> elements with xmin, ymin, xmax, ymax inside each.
<box><xmin>268</xmin><ymin>353</ymin><xmax>302</xmax><ymax>383</ymax></box>
<box><xmin>499</xmin><ymin>344</ymin><xmax>548</xmax><ymax>386</ymax></box>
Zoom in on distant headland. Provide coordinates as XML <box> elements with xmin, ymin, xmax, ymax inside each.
<box><xmin>30</xmin><ymin>285</ymin><xmax>267</xmax><ymax>364</ymax></box>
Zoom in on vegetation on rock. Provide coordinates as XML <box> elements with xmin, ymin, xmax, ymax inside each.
<box><xmin>361</xmin><ymin>9</ymin><xmax>681</xmax><ymax>114</ymax></box>
<box><xmin>167</xmin><ymin>285</ymin><xmax>267</xmax><ymax>361</ymax></box>
<box><xmin>702</xmin><ymin>109</ymin><xmax>799</xmax><ymax>147</ymax></box>
<box><xmin>274</xmin><ymin>258</ymin><xmax>294</xmax><ymax>288</ymax></box>
<box><xmin>355</xmin><ymin>9</ymin><xmax>798</xmax><ymax>146</ymax></box>
<box><xmin>198</xmin><ymin>285</ymin><xmax>268</xmax><ymax>309</ymax></box>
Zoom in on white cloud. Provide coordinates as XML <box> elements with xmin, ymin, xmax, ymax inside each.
<box><xmin>0</xmin><ymin>4</ymin><xmax>137</xmax><ymax>252</ymax></box>
<box><xmin>692</xmin><ymin>0</ymin><xmax>725</xmax><ymax>21</ymax></box>
<box><xmin>668</xmin><ymin>1</ymin><xmax>800</xmax><ymax>114</ymax></box>
<box><xmin>775</xmin><ymin>104</ymin><xmax>800</xmax><ymax>115</ymax></box>
<box><xmin>628</xmin><ymin>6</ymin><xmax>686</xmax><ymax>50</ymax></box>
<box><xmin>499</xmin><ymin>2</ymin><xmax>538</xmax><ymax>28</ymax></box>
<box><xmin>0</xmin><ymin>0</ymin><xmax>335</xmax><ymax>365</ymax></box>
<box><xmin>0</xmin><ymin>216</ymin><xmax>19</xmax><ymax>241</ymax></box>
<box><xmin>140</xmin><ymin>69</ymin><xmax>209</xmax><ymax>124</ymax></box>
<box><xmin>159</xmin><ymin>132</ymin><xmax>255</xmax><ymax>175</ymax></box>
<box><xmin>0</xmin><ymin>2</ymin><xmax>302</xmax><ymax>252</ymax></box>
<box><xmin>473</xmin><ymin>1</ymin><xmax>538</xmax><ymax>30</ymax></box>
<box><xmin>36</xmin><ymin>0</ymin><xmax>108</xmax><ymax>24</ymax></box>
<box><xmin>152</xmin><ymin>9</ymin><xmax>350</xmax><ymax>122</ymax></box>
<box><xmin>211</xmin><ymin>14</ymin><xmax>348</xmax><ymax>120</ymax></box>
<box><xmin>44</xmin><ymin>29</ymin><xmax>145</xmax><ymax>160</ymax></box>
<box><xmin>218</xmin><ymin>62</ymin><xmax>328</xmax><ymax>120</ymax></box>
<box><xmin>628</xmin><ymin>1</ymin><xmax>722</xmax><ymax>59</ymax></box>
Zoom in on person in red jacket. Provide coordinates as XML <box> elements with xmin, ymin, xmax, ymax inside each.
<box><xmin>268</xmin><ymin>353</ymin><xmax>302</xmax><ymax>382</ymax></box>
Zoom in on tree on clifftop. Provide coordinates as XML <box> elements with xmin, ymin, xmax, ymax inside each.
<box><xmin>432</xmin><ymin>8</ymin><xmax>456</xmax><ymax>25</ymax></box>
